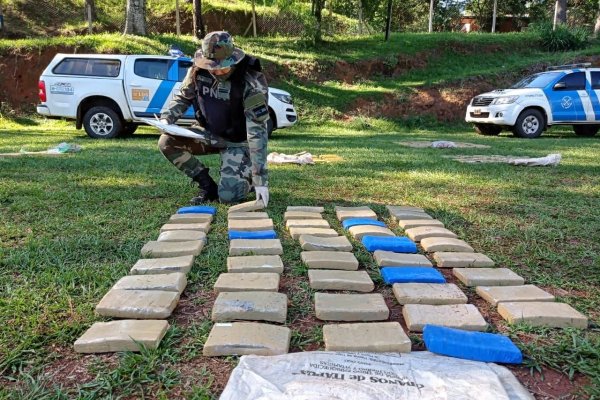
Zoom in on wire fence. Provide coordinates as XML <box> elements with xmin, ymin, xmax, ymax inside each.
<box><xmin>0</xmin><ymin>0</ymin><xmax>363</xmax><ymax>39</ymax></box>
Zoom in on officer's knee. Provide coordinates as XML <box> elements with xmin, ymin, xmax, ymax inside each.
<box><xmin>157</xmin><ymin>134</ymin><xmax>172</xmax><ymax>156</ymax></box>
<box><xmin>218</xmin><ymin>180</ymin><xmax>250</xmax><ymax>204</ymax></box>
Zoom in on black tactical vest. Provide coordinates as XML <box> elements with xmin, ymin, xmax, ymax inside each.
<box><xmin>192</xmin><ymin>56</ymin><xmax>262</xmax><ymax>143</ymax></box>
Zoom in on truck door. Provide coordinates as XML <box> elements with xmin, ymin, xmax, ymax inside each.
<box><xmin>167</xmin><ymin>58</ymin><xmax>196</xmax><ymax>122</ymax></box>
<box><xmin>124</xmin><ymin>57</ymin><xmax>176</xmax><ymax>119</ymax></box>
<box><xmin>589</xmin><ymin>71</ymin><xmax>600</xmax><ymax>121</ymax></box>
<box><xmin>545</xmin><ymin>72</ymin><xmax>587</xmax><ymax>122</ymax></box>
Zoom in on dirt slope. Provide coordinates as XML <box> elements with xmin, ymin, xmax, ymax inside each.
<box><xmin>2</xmin><ymin>45</ymin><xmax>599</xmax><ymax>121</ymax></box>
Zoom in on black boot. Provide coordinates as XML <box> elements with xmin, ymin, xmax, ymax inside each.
<box><xmin>190</xmin><ymin>169</ymin><xmax>218</xmax><ymax>204</ymax></box>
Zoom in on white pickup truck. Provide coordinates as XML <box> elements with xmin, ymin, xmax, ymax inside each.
<box><xmin>36</xmin><ymin>54</ymin><xmax>298</xmax><ymax>139</ymax></box>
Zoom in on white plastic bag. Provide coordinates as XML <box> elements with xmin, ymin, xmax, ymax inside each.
<box><xmin>220</xmin><ymin>351</ymin><xmax>533</xmax><ymax>400</ymax></box>
<box><xmin>267</xmin><ymin>152</ymin><xmax>314</xmax><ymax>165</ymax></box>
<box><xmin>509</xmin><ymin>153</ymin><xmax>561</xmax><ymax>166</ymax></box>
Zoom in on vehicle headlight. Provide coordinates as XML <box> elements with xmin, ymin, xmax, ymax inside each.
<box><xmin>491</xmin><ymin>96</ymin><xmax>519</xmax><ymax>105</ymax></box>
<box><xmin>271</xmin><ymin>93</ymin><xmax>292</xmax><ymax>104</ymax></box>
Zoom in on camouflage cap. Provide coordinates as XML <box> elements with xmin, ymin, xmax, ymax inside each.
<box><xmin>194</xmin><ymin>31</ymin><xmax>245</xmax><ymax>71</ymax></box>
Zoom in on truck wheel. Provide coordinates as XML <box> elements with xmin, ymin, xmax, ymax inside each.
<box><xmin>512</xmin><ymin>109</ymin><xmax>544</xmax><ymax>139</ymax></box>
<box><xmin>267</xmin><ymin>109</ymin><xmax>276</xmax><ymax>139</ymax></box>
<box><xmin>83</xmin><ymin>106</ymin><xmax>123</xmax><ymax>139</ymax></box>
<box><xmin>573</xmin><ymin>125</ymin><xmax>599</xmax><ymax>137</ymax></box>
<box><xmin>474</xmin><ymin>124</ymin><xmax>501</xmax><ymax>136</ymax></box>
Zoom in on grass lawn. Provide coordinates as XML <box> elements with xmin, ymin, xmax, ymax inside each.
<box><xmin>0</xmin><ymin>116</ymin><xmax>599</xmax><ymax>398</ymax></box>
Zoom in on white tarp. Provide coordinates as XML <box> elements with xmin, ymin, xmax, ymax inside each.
<box><xmin>220</xmin><ymin>351</ymin><xmax>533</xmax><ymax>400</ymax></box>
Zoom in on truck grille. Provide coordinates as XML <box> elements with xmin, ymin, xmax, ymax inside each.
<box><xmin>472</xmin><ymin>97</ymin><xmax>494</xmax><ymax>106</ymax></box>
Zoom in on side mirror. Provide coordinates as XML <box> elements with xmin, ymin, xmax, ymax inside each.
<box><xmin>553</xmin><ymin>82</ymin><xmax>567</xmax><ymax>90</ymax></box>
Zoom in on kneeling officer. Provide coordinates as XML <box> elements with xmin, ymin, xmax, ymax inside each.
<box><xmin>159</xmin><ymin>31</ymin><xmax>269</xmax><ymax>206</ymax></box>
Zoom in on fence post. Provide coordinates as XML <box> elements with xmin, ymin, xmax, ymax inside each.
<box><xmin>251</xmin><ymin>0</ymin><xmax>257</xmax><ymax>37</ymax></box>
<box><xmin>491</xmin><ymin>0</ymin><xmax>497</xmax><ymax>33</ymax></box>
<box><xmin>428</xmin><ymin>0</ymin><xmax>434</xmax><ymax>33</ymax></box>
<box><xmin>552</xmin><ymin>0</ymin><xmax>558</xmax><ymax>30</ymax></box>
<box><xmin>87</xmin><ymin>3</ymin><xmax>93</xmax><ymax>34</ymax></box>
<box><xmin>175</xmin><ymin>0</ymin><xmax>180</xmax><ymax>36</ymax></box>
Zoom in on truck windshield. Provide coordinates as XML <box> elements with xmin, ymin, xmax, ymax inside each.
<box><xmin>511</xmin><ymin>72</ymin><xmax>562</xmax><ymax>89</ymax></box>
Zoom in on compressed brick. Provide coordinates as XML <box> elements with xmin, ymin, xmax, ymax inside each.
<box><xmin>301</xmin><ymin>251</ymin><xmax>359</xmax><ymax>270</ymax></box>
<box><xmin>160</xmin><ymin>222</ymin><xmax>211</xmax><ymax>233</ymax></box>
<box><xmin>389</xmin><ymin>211</ymin><xmax>433</xmax><ymax>221</ymax></box>
<box><xmin>112</xmin><ymin>273</ymin><xmax>187</xmax><ymax>293</ymax></box>
<box><xmin>284</xmin><ymin>211</ymin><xmax>323</xmax><ymax>221</ymax></box>
<box><xmin>227</xmin><ymin>255</ymin><xmax>284</xmax><ymax>274</ymax></box>
<box><xmin>314</xmin><ymin>293</ymin><xmax>389</xmax><ymax>321</ymax></box>
<box><xmin>227</xmin><ymin>212</ymin><xmax>270</xmax><ymax>220</ymax></box>
<box><xmin>308</xmin><ymin>270</ymin><xmax>374</xmax><ymax>292</ymax></box>
<box><xmin>177</xmin><ymin>205</ymin><xmax>216</xmax><ymax>215</ymax></box>
<box><xmin>386</xmin><ymin>205</ymin><xmax>425</xmax><ymax>214</ymax></box>
<box><xmin>398</xmin><ymin>219</ymin><xmax>445</xmax><ymax>229</ymax></box>
<box><xmin>203</xmin><ymin>322</ymin><xmax>291</xmax><ymax>356</ymax></box>
<box><xmin>130</xmin><ymin>255</ymin><xmax>195</xmax><ymax>275</ymax></box>
<box><xmin>420</xmin><ymin>237</ymin><xmax>474</xmax><ymax>253</ymax></box>
<box><xmin>299</xmin><ymin>235</ymin><xmax>352</xmax><ymax>252</ymax></box>
<box><xmin>433</xmin><ymin>252</ymin><xmax>495</xmax><ymax>268</ymax></box>
<box><xmin>74</xmin><ymin>320</ymin><xmax>169</xmax><ymax>353</ymax></box>
<box><xmin>229</xmin><ymin>239</ymin><xmax>283</xmax><ymax>256</ymax></box>
<box><xmin>373</xmin><ymin>250</ymin><xmax>433</xmax><ymax>268</ymax></box>
<box><xmin>211</xmin><ymin>291</ymin><xmax>287</xmax><ymax>323</ymax></box>
<box><xmin>95</xmin><ymin>289</ymin><xmax>180</xmax><ymax>319</ymax></box>
<box><xmin>289</xmin><ymin>227</ymin><xmax>338</xmax><ymax>240</ymax></box>
<box><xmin>157</xmin><ymin>230</ymin><xmax>207</xmax><ymax>242</ymax></box>
<box><xmin>140</xmin><ymin>241</ymin><xmax>203</xmax><ymax>258</ymax></box>
<box><xmin>498</xmin><ymin>302</ymin><xmax>588</xmax><ymax>328</ymax></box>
<box><xmin>348</xmin><ymin>225</ymin><xmax>396</xmax><ymax>240</ymax></box>
<box><xmin>286</xmin><ymin>219</ymin><xmax>330</xmax><ymax>229</ymax></box>
<box><xmin>228</xmin><ymin>219</ymin><xmax>274</xmax><ymax>232</ymax></box>
<box><xmin>392</xmin><ymin>283</ymin><xmax>467</xmax><ymax>305</ymax></box>
<box><xmin>454</xmin><ymin>268</ymin><xmax>525</xmax><ymax>287</ymax></box>
<box><xmin>335</xmin><ymin>206</ymin><xmax>377</xmax><ymax>222</ymax></box>
<box><xmin>168</xmin><ymin>213</ymin><xmax>213</xmax><ymax>224</ymax></box>
<box><xmin>228</xmin><ymin>199</ymin><xmax>265</xmax><ymax>214</ymax></box>
<box><xmin>476</xmin><ymin>285</ymin><xmax>555</xmax><ymax>306</ymax></box>
<box><xmin>403</xmin><ymin>304</ymin><xmax>488</xmax><ymax>332</ymax></box>
<box><xmin>214</xmin><ymin>272</ymin><xmax>280</xmax><ymax>293</ymax></box>
<box><xmin>405</xmin><ymin>226</ymin><xmax>457</xmax><ymax>242</ymax></box>
<box><xmin>286</xmin><ymin>206</ymin><xmax>325</xmax><ymax>213</ymax></box>
<box><xmin>323</xmin><ymin>322</ymin><xmax>411</xmax><ymax>352</ymax></box>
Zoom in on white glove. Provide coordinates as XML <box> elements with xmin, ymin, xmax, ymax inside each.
<box><xmin>159</xmin><ymin>118</ymin><xmax>170</xmax><ymax>125</ymax></box>
<box><xmin>255</xmin><ymin>186</ymin><xmax>269</xmax><ymax>207</ymax></box>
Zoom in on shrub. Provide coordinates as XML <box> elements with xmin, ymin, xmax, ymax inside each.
<box><xmin>530</xmin><ymin>22</ymin><xmax>590</xmax><ymax>52</ymax></box>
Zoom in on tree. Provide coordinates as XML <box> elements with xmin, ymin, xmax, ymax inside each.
<box><xmin>595</xmin><ymin>0</ymin><xmax>600</xmax><ymax>37</ymax></box>
<box><xmin>124</xmin><ymin>0</ymin><xmax>146</xmax><ymax>35</ymax></box>
<box><xmin>192</xmin><ymin>0</ymin><xmax>205</xmax><ymax>40</ymax></box>
<box><xmin>554</xmin><ymin>0</ymin><xmax>567</xmax><ymax>28</ymax></box>
<box><xmin>85</xmin><ymin>0</ymin><xmax>97</xmax><ymax>21</ymax></box>
<box><xmin>312</xmin><ymin>0</ymin><xmax>325</xmax><ymax>43</ymax></box>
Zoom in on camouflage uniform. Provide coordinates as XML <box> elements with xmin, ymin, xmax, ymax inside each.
<box><xmin>158</xmin><ymin>32</ymin><xmax>269</xmax><ymax>203</ymax></box>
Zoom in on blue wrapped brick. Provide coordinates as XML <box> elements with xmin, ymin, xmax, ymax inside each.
<box><xmin>362</xmin><ymin>235</ymin><xmax>417</xmax><ymax>253</ymax></box>
<box><xmin>381</xmin><ymin>267</ymin><xmax>446</xmax><ymax>284</ymax></box>
<box><xmin>177</xmin><ymin>205</ymin><xmax>217</xmax><ymax>215</ymax></box>
<box><xmin>228</xmin><ymin>230</ymin><xmax>278</xmax><ymax>240</ymax></box>
<box><xmin>342</xmin><ymin>218</ymin><xmax>387</xmax><ymax>230</ymax></box>
<box><xmin>423</xmin><ymin>325</ymin><xmax>523</xmax><ymax>364</ymax></box>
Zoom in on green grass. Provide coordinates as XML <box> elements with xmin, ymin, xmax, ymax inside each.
<box><xmin>0</xmin><ymin>116</ymin><xmax>599</xmax><ymax>397</ymax></box>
